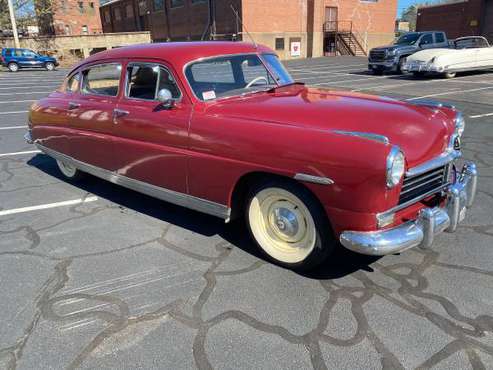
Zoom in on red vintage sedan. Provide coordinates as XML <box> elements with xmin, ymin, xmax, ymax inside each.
<box><xmin>26</xmin><ymin>42</ymin><xmax>477</xmax><ymax>270</ymax></box>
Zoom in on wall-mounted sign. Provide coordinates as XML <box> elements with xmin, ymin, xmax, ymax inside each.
<box><xmin>290</xmin><ymin>41</ymin><xmax>301</xmax><ymax>57</ymax></box>
<box><xmin>470</xmin><ymin>20</ymin><xmax>478</xmax><ymax>27</ymax></box>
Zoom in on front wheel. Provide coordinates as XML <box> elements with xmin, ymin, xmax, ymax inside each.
<box><xmin>443</xmin><ymin>71</ymin><xmax>456</xmax><ymax>79</ymax></box>
<box><xmin>8</xmin><ymin>62</ymin><xmax>19</xmax><ymax>72</ymax></box>
<box><xmin>246</xmin><ymin>181</ymin><xmax>334</xmax><ymax>270</ymax></box>
<box><xmin>45</xmin><ymin>62</ymin><xmax>55</xmax><ymax>71</ymax></box>
<box><xmin>397</xmin><ymin>57</ymin><xmax>407</xmax><ymax>74</ymax></box>
<box><xmin>56</xmin><ymin>159</ymin><xmax>83</xmax><ymax>181</ymax></box>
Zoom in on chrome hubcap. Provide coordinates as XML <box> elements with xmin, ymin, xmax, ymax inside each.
<box><xmin>270</xmin><ymin>207</ymin><xmax>299</xmax><ymax>240</ymax></box>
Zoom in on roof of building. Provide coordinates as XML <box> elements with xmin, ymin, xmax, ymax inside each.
<box><xmin>72</xmin><ymin>41</ymin><xmax>273</xmax><ymax>72</ymax></box>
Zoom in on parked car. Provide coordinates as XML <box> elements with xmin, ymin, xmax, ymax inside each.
<box><xmin>25</xmin><ymin>42</ymin><xmax>477</xmax><ymax>270</ymax></box>
<box><xmin>1</xmin><ymin>48</ymin><xmax>58</xmax><ymax>72</ymax></box>
<box><xmin>368</xmin><ymin>31</ymin><xmax>449</xmax><ymax>74</ymax></box>
<box><xmin>404</xmin><ymin>36</ymin><xmax>493</xmax><ymax>78</ymax></box>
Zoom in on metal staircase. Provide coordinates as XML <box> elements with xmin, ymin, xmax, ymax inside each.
<box><xmin>323</xmin><ymin>21</ymin><xmax>367</xmax><ymax>56</ymax></box>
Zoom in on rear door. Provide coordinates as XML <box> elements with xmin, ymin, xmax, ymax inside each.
<box><xmin>111</xmin><ymin>60</ymin><xmax>191</xmax><ymax>194</ymax></box>
<box><xmin>67</xmin><ymin>62</ymin><xmax>122</xmax><ymax>171</ymax></box>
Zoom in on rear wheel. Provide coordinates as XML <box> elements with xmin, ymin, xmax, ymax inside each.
<box><xmin>443</xmin><ymin>71</ymin><xmax>456</xmax><ymax>79</ymax></box>
<box><xmin>45</xmin><ymin>62</ymin><xmax>55</xmax><ymax>71</ymax></box>
<box><xmin>56</xmin><ymin>159</ymin><xmax>83</xmax><ymax>181</ymax></box>
<box><xmin>246</xmin><ymin>180</ymin><xmax>334</xmax><ymax>270</ymax></box>
<box><xmin>8</xmin><ymin>62</ymin><xmax>19</xmax><ymax>72</ymax></box>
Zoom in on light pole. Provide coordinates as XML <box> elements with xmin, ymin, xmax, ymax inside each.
<box><xmin>7</xmin><ymin>0</ymin><xmax>20</xmax><ymax>48</ymax></box>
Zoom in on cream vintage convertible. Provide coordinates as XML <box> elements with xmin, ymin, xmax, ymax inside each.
<box><xmin>404</xmin><ymin>36</ymin><xmax>493</xmax><ymax>78</ymax></box>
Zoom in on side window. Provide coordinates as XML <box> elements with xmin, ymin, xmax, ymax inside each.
<box><xmin>23</xmin><ymin>50</ymin><xmax>36</xmax><ymax>57</ymax></box>
<box><xmin>421</xmin><ymin>34</ymin><xmax>433</xmax><ymax>45</ymax></box>
<box><xmin>435</xmin><ymin>32</ymin><xmax>445</xmax><ymax>43</ymax></box>
<box><xmin>81</xmin><ymin>64</ymin><xmax>121</xmax><ymax>97</ymax></box>
<box><xmin>14</xmin><ymin>49</ymin><xmax>23</xmax><ymax>57</ymax></box>
<box><xmin>126</xmin><ymin>64</ymin><xmax>181</xmax><ymax>100</ymax></box>
<box><xmin>66</xmin><ymin>72</ymin><xmax>80</xmax><ymax>93</ymax></box>
<box><xmin>5</xmin><ymin>49</ymin><xmax>12</xmax><ymax>57</ymax></box>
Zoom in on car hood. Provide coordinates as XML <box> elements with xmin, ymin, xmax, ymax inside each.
<box><xmin>408</xmin><ymin>48</ymin><xmax>456</xmax><ymax>62</ymax></box>
<box><xmin>205</xmin><ymin>85</ymin><xmax>455</xmax><ymax>168</ymax></box>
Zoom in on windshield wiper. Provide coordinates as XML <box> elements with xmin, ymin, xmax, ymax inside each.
<box><xmin>267</xmin><ymin>82</ymin><xmax>305</xmax><ymax>93</ymax></box>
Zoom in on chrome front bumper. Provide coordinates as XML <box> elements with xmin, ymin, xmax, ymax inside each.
<box><xmin>340</xmin><ymin>162</ymin><xmax>478</xmax><ymax>256</ymax></box>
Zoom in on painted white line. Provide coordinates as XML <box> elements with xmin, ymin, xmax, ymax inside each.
<box><xmin>0</xmin><ymin>196</ymin><xmax>98</xmax><ymax>217</ymax></box>
<box><xmin>0</xmin><ymin>150</ymin><xmax>41</xmax><ymax>157</ymax></box>
<box><xmin>469</xmin><ymin>112</ymin><xmax>493</xmax><ymax>119</ymax></box>
<box><xmin>0</xmin><ymin>91</ymin><xmax>49</xmax><ymax>96</ymax></box>
<box><xmin>406</xmin><ymin>86</ymin><xmax>493</xmax><ymax>101</ymax></box>
<box><xmin>0</xmin><ymin>125</ymin><xmax>27</xmax><ymax>130</ymax></box>
<box><xmin>0</xmin><ymin>99</ymin><xmax>35</xmax><ymax>104</ymax></box>
<box><xmin>0</xmin><ymin>110</ymin><xmax>28</xmax><ymax>115</ymax></box>
<box><xmin>0</xmin><ymin>85</ymin><xmax>58</xmax><ymax>90</ymax></box>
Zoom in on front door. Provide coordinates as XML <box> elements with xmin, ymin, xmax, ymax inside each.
<box><xmin>111</xmin><ymin>61</ymin><xmax>191</xmax><ymax>194</ymax></box>
<box><xmin>68</xmin><ymin>62</ymin><xmax>122</xmax><ymax>171</ymax></box>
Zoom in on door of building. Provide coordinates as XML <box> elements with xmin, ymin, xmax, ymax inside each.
<box><xmin>325</xmin><ymin>7</ymin><xmax>338</xmax><ymax>32</ymax></box>
<box><xmin>483</xmin><ymin>0</ymin><xmax>493</xmax><ymax>44</ymax></box>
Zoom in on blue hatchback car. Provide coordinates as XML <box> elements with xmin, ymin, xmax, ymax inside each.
<box><xmin>1</xmin><ymin>48</ymin><xmax>58</xmax><ymax>72</ymax></box>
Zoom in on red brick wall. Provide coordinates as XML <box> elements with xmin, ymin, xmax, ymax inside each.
<box><xmin>416</xmin><ymin>0</ymin><xmax>483</xmax><ymax>39</ymax></box>
<box><xmin>51</xmin><ymin>0</ymin><xmax>103</xmax><ymax>35</ymax></box>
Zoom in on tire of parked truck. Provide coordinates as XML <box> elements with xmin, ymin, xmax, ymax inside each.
<box><xmin>397</xmin><ymin>57</ymin><xmax>407</xmax><ymax>74</ymax></box>
<box><xmin>8</xmin><ymin>62</ymin><xmax>19</xmax><ymax>72</ymax></box>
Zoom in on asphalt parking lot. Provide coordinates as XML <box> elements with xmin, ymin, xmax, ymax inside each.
<box><xmin>1</xmin><ymin>56</ymin><xmax>492</xmax><ymax>369</ymax></box>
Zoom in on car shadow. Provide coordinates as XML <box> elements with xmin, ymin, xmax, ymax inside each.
<box><xmin>28</xmin><ymin>154</ymin><xmax>381</xmax><ymax>280</ymax></box>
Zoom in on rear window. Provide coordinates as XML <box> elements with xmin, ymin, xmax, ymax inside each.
<box><xmin>81</xmin><ymin>63</ymin><xmax>121</xmax><ymax>97</ymax></box>
<box><xmin>3</xmin><ymin>49</ymin><xmax>12</xmax><ymax>57</ymax></box>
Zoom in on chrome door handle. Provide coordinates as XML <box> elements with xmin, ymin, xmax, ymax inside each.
<box><xmin>68</xmin><ymin>102</ymin><xmax>80</xmax><ymax>110</ymax></box>
<box><xmin>113</xmin><ymin>108</ymin><xmax>129</xmax><ymax>118</ymax></box>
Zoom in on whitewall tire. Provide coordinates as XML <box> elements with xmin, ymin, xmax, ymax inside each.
<box><xmin>56</xmin><ymin>159</ymin><xmax>83</xmax><ymax>180</ymax></box>
<box><xmin>246</xmin><ymin>181</ymin><xmax>334</xmax><ymax>270</ymax></box>
<box><xmin>444</xmin><ymin>72</ymin><xmax>456</xmax><ymax>79</ymax></box>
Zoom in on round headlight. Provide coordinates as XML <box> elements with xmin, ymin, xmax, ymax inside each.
<box><xmin>386</xmin><ymin>146</ymin><xmax>405</xmax><ymax>188</ymax></box>
<box><xmin>454</xmin><ymin>112</ymin><xmax>465</xmax><ymax>137</ymax></box>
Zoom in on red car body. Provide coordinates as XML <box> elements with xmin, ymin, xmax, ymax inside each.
<box><xmin>26</xmin><ymin>42</ymin><xmax>477</xmax><ymax>264</ymax></box>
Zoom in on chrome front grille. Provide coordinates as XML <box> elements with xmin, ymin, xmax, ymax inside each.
<box><xmin>399</xmin><ymin>165</ymin><xmax>449</xmax><ymax>205</ymax></box>
<box><xmin>369</xmin><ymin>50</ymin><xmax>386</xmax><ymax>62</ymax></box>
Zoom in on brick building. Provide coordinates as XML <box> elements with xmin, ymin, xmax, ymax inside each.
<box><xmin>416</xmin><ymin>0</ymin><xmax>493</xmax><ymax>43</ymax></box>
<box><xmin>36</xmin><ymin>0</ymin><xmax>103</xmax><ymax>36</ymax></box>
<box><xmin>100</xmin><ymin>0</ymin><xmax>397</xmax><ymax>59</ymax></box>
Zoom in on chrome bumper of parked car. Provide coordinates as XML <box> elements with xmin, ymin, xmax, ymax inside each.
<box><xmin>339</xmin><ymin>162</ymin><xmax>478</xmax><ymax>256</ymax></box>
<box><xmin>404</xmin><ymin>61</ymin><xmax>446</xmax><ymax>73</ymax></box>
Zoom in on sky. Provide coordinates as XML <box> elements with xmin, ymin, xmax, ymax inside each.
<box><xmin>397</xmin><ymin>0</ymin><xmax>425</xmax><ymax>17</ymax></box>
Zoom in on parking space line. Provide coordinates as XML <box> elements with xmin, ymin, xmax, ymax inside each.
<box><xmin>0</xmin><ymin>196</ymin><xmax>98</xmax><ymax>217</ymax></box>
<box><xmin>0</xmin><ymin>100</ymin><xmax>35</xmax><ymax>104</ymax></box>
<box><xmin>0</xmin><ymin>125</ymin><xmax>27</xmax><ymax>130</ymax></box>
<box><xmin>0</xmin><ymin>150</ymin><xmax>41</xmax><ymax>157</ymax></box>
<box><xmin>406</xmin><ymin>86</ymin><xmax>493</xmax><ymax>101</ymax></box>
<box><xmin>0</xmin><ymin>91</ymin><xmax>50</xmax><ymax>96</ymax></box>
<box><xmin>0</xmin><ymin>85</ymin><xmax>59</xmax><ymax>90</ymax></box>
<box><xmin>0</xmin><ymin>111</ymin><xmax>28</xmax><ymax>115</ymax></box>
<box><xmin>470</xmin><ymin>113</ymin><xmax>493</xmax><ymax>119</ymax></box>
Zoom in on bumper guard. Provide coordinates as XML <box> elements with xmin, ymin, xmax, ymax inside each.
<box><xmin>340</xmin><ymin>162</ymin><xmax>478</xmax><ymax>256</ymax></box>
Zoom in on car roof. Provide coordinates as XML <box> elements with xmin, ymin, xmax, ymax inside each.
<box><xmin>72</xmin><ymin>41</ymin><xmax>274</xmax><ymax>72</ymax></box>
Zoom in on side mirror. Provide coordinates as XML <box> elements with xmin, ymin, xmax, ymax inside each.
<box><xmin>157</xmin><ymin>88</ymin><xmax>175</xmax><ymax>109</ymax></box>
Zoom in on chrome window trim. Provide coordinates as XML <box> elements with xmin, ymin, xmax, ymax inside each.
<box><xmin>332</xmin><ymin>130</ymin><xmax>390</xmax><ymax>145</ymax></box>
<box><xmin>80</xmin><ymin>62</ymin><xmax>123</xmax><ymax>98</ymax></box>
<box><xmin>65</xmin><ymin>71</ymin><xmax>81</xmax><ymax>94</ymax></box>
<box><xmin>36</xmin><ymin>144</ymin><xmax>231</xmax><ymax>221</ymax></box>
<box><xmin>182</xmin><ymin>52</ymin><xmax>282</xmax><ymax>102</ymax></box>
<box><xmin>124</xmin><ymin>61</ymin><xmax>183</xmax><ymax>103</ymax></box>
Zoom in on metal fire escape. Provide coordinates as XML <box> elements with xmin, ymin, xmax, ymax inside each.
<box><xmin>324</xmin><ymin>21</ymin><xmax>367</xmax><ymax>56</ymax></box>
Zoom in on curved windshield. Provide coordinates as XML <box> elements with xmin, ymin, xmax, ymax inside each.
<box><xmin>394</xmin><ymin>33</ymin><xmax>420</xmax><ymax>45</ymax></box>
<box><xmin>185</xmin><ymin>53</ymin><xmax>294</xmax><ymax>101</ymax></box>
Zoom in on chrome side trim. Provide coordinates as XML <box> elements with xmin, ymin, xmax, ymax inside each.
<box><xmin>332</xmin><ymin>130</ymin><xmax>390</xmax><ymax>145</ymax></box>
<box><xmin>406</xmin><ymin>149</ymin><xmax>461</xmax><ymax>177</ymax></box>
<box><xmin>36</xmin><ymin>144</ymin><xmax>231</xmax><ymax>220</ymax></box>
<box><xmin>294</xmin><ymin>173</ymin><xmax>334</xmax><ymax>185</ymax></box>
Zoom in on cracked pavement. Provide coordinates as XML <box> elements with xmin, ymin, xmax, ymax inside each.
<box><xmin>1</xmin><ymin>57</ymin><xmax>493</xmax><ymax>369</ymax></box>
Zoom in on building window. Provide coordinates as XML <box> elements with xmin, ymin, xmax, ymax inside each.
<box><xmin>170</xmin><ymin>0</ymin><xmax>184</xmax><ymax>8</ymax></box>
<box><xmin>191</xmin><ymin>0</ymin><xmax>206</xmax><ymax>3</ymax></box>
<box><xmin>114</xmin><ymin>7</ymin><xmax>122</xmax><ymax>21</ymax></box>
<box><xmin>82</xmin><ymin>25</ymin><xmax>88</xmax><ymax>34</ymax></box>
<box><xmin>153</xmin><ymin>0</ymin><xmax>164</xmax><ymax>11</ymax></box>
<box><xmin>78</xmin><ymin>1</ymin><xmax>84</xmax><ymax>12</ymax></box>
<box><xmin>360</xmin><ymin>0</ymin><xmax>378</xmax><ymax>2</ymax></box>
<box><xmin>126</xmin><ymin>4</ymin><xmax>134</xmax><ymax>18</ymax></box>
<box><xmin>275</xmin><ymin>38</ymin><xmax>285</xmax><ymax>50</ymax></box>
<box><xmin>103</xmin><ymin>9</ymin><xmax>110</xmax><ymax>23</ymax></box>
<box><xmin>89</xmin><ymin>1</ymin><xmax>94</xmax><ymax>8</ymax></box>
